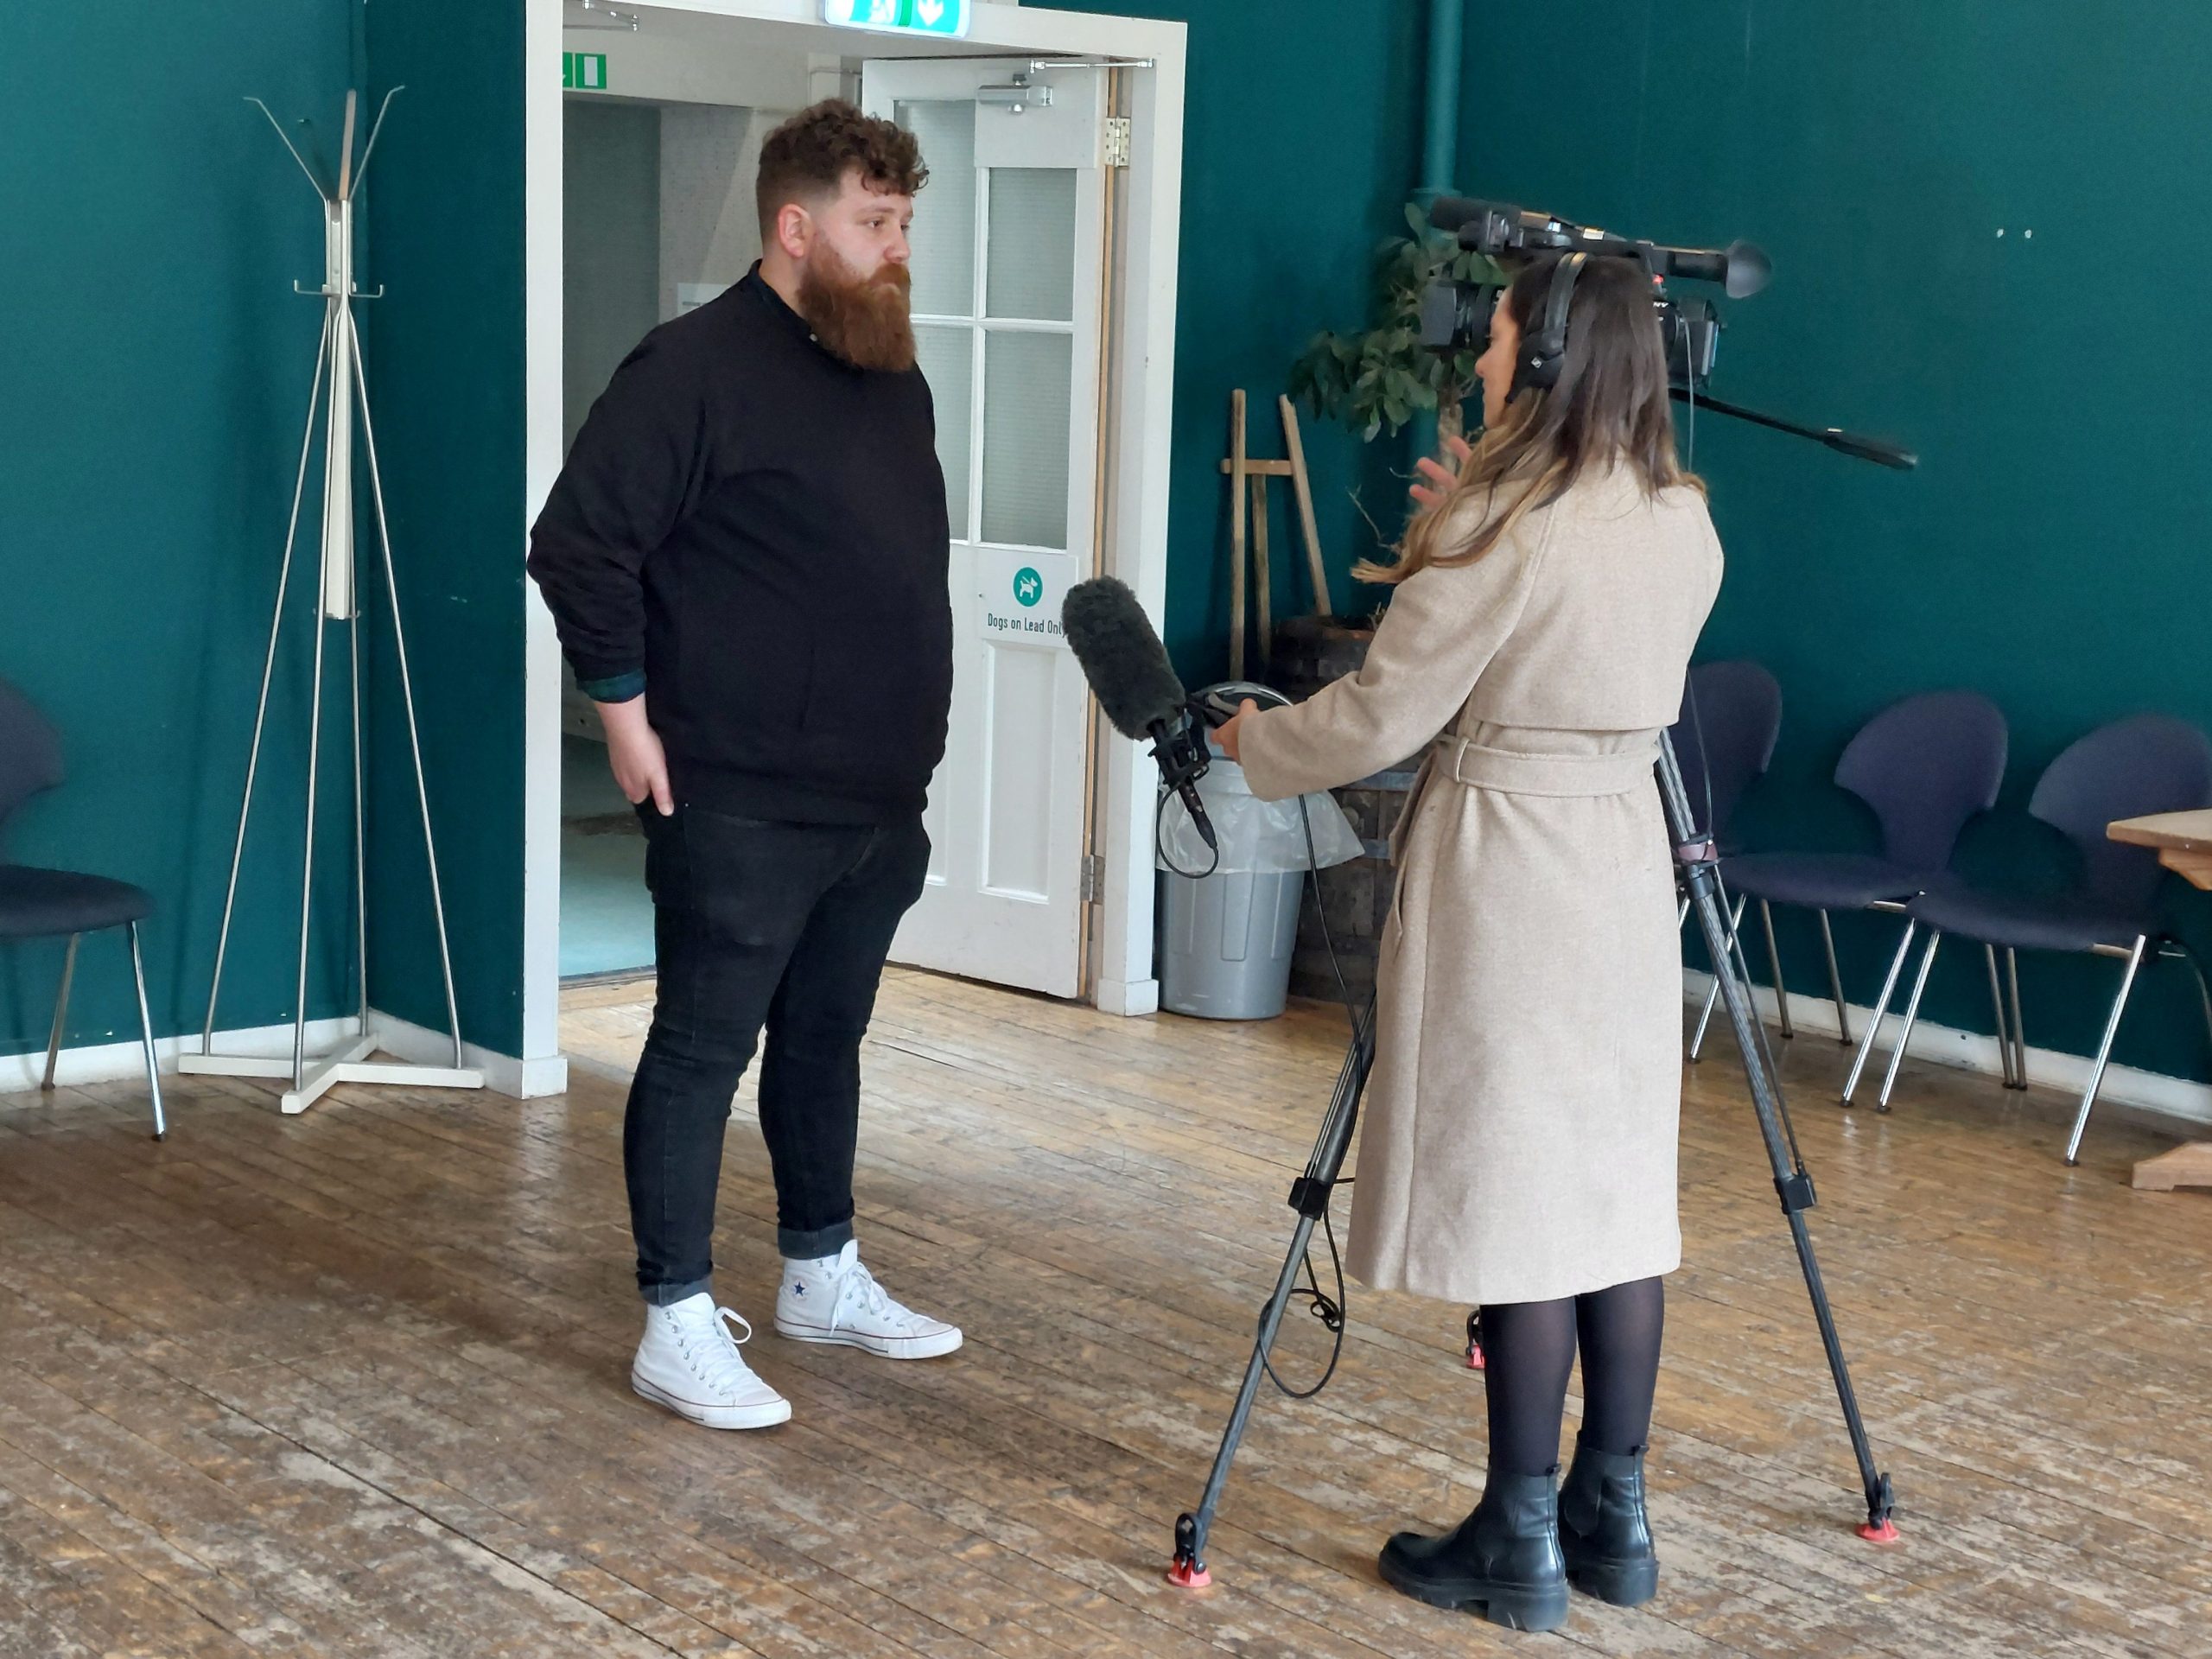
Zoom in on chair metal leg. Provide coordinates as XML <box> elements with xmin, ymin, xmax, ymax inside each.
<box><xmin>2063</xmin><ymin>936</ymin><xmax>2145</xmax><ymax>1166</ymax></box>
<box><xmin>1842</xmin><ymin>919</ymin><xmax>1916</xmax><ymax>1105</ymax></box>
<box><xmin>1758</xmin><ymin>899</ymin><xmax>1794</xmax><ymax>1039</ymax></box>
<box><xmin>1688</xmin><ymin>893</ymin><xmax>1746</xmax><ymax>1063</ymax></box>
<box><xmin>1984</xmin><ymin>944</ymin><xmax>2018</xmax><ymax>1089</ymax></box>
<box><xmin>1877</xmin><ymin>931</ymin><xmax>1943</xmax><ymax>1112</ymax></box>
<box><xmin>1817</xmin><ymin>909</ymin><xmax>1852</xmax><ymax>1045</ymax></box>
<box><xmin>2005</xmin><ymin>947</ymin><xmax>2028</xmax><ymax>1090</ymax></box>
<box><xmin>126</xmin><ymin>922</ymin><xmax>167</xmax><ymax>1141</ymax></box>
<box><xmin>2164</xmin><ymin>938</ymin><xmax>2212</xmax><ymax>1062</ymax></box>
<box><xmin>42</xmin><ymin>934</ymin><xmax>80</xmax><ymax>1090</ymax></box>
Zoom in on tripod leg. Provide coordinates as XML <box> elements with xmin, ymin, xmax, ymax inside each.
<box><xmin>1173</xmin><ymin>1207</ymin><xmax>1323</xmax><ymax>1586</ymax></box>
<box><xmin>1656</xmin><ymin>737</ymin><xmax>1894</xmax><ymax>1541</ymax></box>
<box><xmin>1174</xmin><ymin>1006</ymin><xmax>1372</xmax><ymax>1587</ymax></box>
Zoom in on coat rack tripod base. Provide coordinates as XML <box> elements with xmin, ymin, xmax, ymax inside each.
<box><xmin>188</xmin><ymin>88</ymin><xmax>484</xmax><ymax>1120</ymax></box>
<box><xmin>179</xmin><ymin>1038</ymin><xmax>483</xmax><ymax>1118</ymax></box>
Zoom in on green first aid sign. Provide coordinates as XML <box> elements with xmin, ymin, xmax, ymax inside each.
<box><xmin>821</xmin><ymin>0</ymin><xmax>971</xmax><ymax>39</ymax></box>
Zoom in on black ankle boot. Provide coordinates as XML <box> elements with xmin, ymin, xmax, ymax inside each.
<box><xmin>1378</xmin><ymin>1468</ymin><xmax>1569</xmax><ymax>1632</ymax></box>
<box><xmin>1558</xmin><ymin>1440</ymin><xmax>1658</xmax><ymax>1606</ymax></box>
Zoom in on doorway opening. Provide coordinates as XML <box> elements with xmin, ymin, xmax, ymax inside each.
<box><xmin>524</xmin><ymin>1</ymin><xmax>1186</xmax><ymax>1074</ymax></box>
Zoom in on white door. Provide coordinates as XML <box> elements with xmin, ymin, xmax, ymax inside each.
<box><xmin>864</xmin><ymin>60</ymin><xmax>1107</xmax><ymax>1000</ymax></box>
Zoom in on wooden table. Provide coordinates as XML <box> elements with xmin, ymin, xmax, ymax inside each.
<box><xmin>2107</xmin><ymin>809</ymin><xmax>2212</xmax><ymax>1190</ymax></box>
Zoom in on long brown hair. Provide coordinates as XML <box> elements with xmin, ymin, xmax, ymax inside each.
<box><xmin>1357</xmin><ymin>253</ymin><xmax>1702</xmax><ymax>585</ymax></box>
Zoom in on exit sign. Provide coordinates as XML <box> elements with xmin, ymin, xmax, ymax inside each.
<box><xmin>563</xmin><ymin>52</ymin><xmax>607</xmax><ymax>91</ymax></box>
<box><xmin>822</xmin><ymin>0</ymin><xmax>971</xmax><ymax>39</ymax></box>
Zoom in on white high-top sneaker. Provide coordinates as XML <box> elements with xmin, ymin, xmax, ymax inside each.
<box><xmin>775</xmin><ymin>1241</ymin><xmax>963</xmax><ymax>1359</ymax></box>
<box><xmin>632</xmin><ymin>1294</ymin><xmax>792</xmax><ymax>1429</ymax></box>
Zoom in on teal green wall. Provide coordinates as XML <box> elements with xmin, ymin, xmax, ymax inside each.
<box><xmin>1054</xmin><ymin>0</ymin><xmax>1432</xmax><ymax>684</ymax></box>
<box><xmin>361</xmin><ymin>2</ymin><xmax>530</xmax><ymax>1055</ymax></box>
<box><xmin>1463</xmin><ymin>1</ymin><xmax>2212</xmax><ymax>1082</ymax></box>
<box><xmin>0</xmin><ymin>2</ymin><xmax>529</xmax><ymax>1066</ymax></box>
<box><xmin>0</xmin><ymin>5</ymin><xmax>357</xmax><ymax>1058</ymax></box>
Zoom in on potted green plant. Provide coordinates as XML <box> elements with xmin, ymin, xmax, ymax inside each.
<box><xmin>1288</xmin><ymin>200</ymin><xmax>1505</xmax><ymax>447</ymax></box>
<box><xmin>1270</xmin><ymin>202</ymin><xmax>1503</xmax><ymax>698</ymax></box>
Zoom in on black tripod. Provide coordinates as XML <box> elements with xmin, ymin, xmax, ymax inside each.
<box><xmin>1168</xmin><ymin>730</ymin><xmax>1897</xmax><ymax>1589</ymax></box>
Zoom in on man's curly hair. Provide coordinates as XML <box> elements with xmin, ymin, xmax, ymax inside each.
<box><xmin>755</xmin><ymin>99</ymin><xmax>928</xmax><ymax>238</ymax></box>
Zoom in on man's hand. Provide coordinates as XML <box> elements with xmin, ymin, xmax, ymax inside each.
<box><xmin>597</xmin><ymin>696</ymin><xmax>673</xmax><ymax>816</ymax></box>
<box><xmin>1215</xmin><ymin>698</ymin><xmax>1261</xmax><ymax>766</ymax></box>
<box><xmin>1408</xmin><ymin>434</ymin><xmax>1475</xmax><ymax>513</ymax></box>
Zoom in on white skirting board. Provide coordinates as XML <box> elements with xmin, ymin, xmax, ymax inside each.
<box><xmin>1684</xmin><ymin>969</ymin><xmax>2212</xmax><ymax>1130</ymax></box>
<box><xmin>6</xmin><ymin>1012</ymin><xmax>567</xmax><ymax>1102</ymax></box>
<box><xmin>1094</xmin><ymin>976</ymin><xmax>1160</xmax><ymax>1018</ymax></box>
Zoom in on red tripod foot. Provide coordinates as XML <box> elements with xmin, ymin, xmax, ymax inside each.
<box><xmin>1167</xmin><ymin>1558</ymin><xmax>1212</xmax><ymax>1588</ymax></box>
<box><xmin>1465</xmin><ymin>1342</ymin><xmax>1485</xmax><ymax>1370</ymax></box>
<box><xmin>1856</xmin><ymin>1516</ymin><xmax>1900</xmax><ymax>1543</ymax></box>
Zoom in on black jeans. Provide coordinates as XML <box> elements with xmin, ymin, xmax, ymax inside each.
<box><xmin>625</xmin><ymin>804</ymin><xmax>931</xmax><ymax>1305</ymax></box>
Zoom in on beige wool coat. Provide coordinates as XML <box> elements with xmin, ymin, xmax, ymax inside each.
<box><xmin>1239</xmin><ymin>464</ymin><xmax>1723</xmax><ymax>1306</ymax></box>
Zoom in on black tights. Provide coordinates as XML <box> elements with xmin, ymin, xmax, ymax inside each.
<box><xmin>1479</xmin><ymin>1277</ymin><xmax>1664</xmax><ymax>1478</ymax></box>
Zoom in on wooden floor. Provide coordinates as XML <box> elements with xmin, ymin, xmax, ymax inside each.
<box><xmin>3</xmin><ymin>973</ymin><xmax>2208</xmax><ymax>1658</ymax></box>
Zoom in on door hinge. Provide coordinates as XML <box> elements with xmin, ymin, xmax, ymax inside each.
<box><xmin>1102</xmin><ymin>117</ymin><xmax>1132</xmax><ymax>168</ymax></box>
<box><xmin>1080</xmin><ymin>854</ymin><xmax>1107</xmax><ymax>903</ymax></box>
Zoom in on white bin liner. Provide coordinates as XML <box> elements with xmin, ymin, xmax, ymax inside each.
<box><xmin>1155</xmin><ymin>752</ymin><xmax>1364</xmax><ymax>875</ymax></box>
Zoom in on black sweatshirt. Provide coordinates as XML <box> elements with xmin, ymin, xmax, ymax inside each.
<box><xmin>528</xmin><ymin>267</ymin><xmax>952</xmax><ymax>823</ymax></box>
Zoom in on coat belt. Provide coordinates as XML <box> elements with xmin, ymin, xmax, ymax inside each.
<box><xmin>1431</xmin><ymin>734</ymin><xmax>1658</xmax><ymax>798</ymax></box>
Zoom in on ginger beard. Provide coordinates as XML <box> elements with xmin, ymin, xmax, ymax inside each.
<box><xmin>797</xmin><ymin>237</ymin><xmax>916</xmax><ymax>372</ymax></box>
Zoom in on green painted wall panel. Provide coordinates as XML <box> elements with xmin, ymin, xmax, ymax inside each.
<box><xmin>0</xmin><ymin>5</ymin><xmax>356</xmax><ymax>1058</ymax></box>
<box><xmin>1463</xmin><ymin>1</ymin><xmax>2212</xmax><ymax>1082</ymax></box>
<box><xmin>1052</xmin><ymin>0</ymin><xmax>1433</xmax><ymax>683</ymax></box>
<box><xmin>360</xmin><ymin>2</ymin><xmax>530</xmax><ymax>1056</ymax></box>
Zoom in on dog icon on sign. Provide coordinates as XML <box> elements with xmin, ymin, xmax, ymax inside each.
<box><xmin>1014</xmin><ymin>568</ymin><xmax>1044</xmax><ymax>608</ymax></box>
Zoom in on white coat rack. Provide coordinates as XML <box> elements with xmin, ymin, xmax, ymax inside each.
<box><xmin>181</xmin><ymin>89</ymin><xmax>483</xmax><ymax>1116</ymax></box>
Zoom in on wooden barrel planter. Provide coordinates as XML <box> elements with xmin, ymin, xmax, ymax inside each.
<box><xmin>1266</xmin><ymin>616</ymin><xmax>1419</xmax><ymax>1006</ymax></box>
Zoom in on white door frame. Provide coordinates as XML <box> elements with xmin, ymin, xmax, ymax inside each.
<box><xmin>520</xmin><ymin>0</ymin><xmax>1185</xmax><ymax>1082</ymax></box>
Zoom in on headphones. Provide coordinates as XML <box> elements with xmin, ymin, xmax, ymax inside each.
<box><xmin>1510</xmin><ymin>251</ymin><xmax>1587</xmax><ymax>400</ymax></box>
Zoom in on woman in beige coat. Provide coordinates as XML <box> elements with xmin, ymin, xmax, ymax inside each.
<box><xmin>1220</xmin><ymin>252</ymin><xmax>1722</xmax><ymax>1632</ymax></box>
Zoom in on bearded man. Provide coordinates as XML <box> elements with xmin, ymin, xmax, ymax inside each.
<box><xmin>529</xmin><ymin>100</ymin><xmax>959</xmax><ymax>1431</ymax></box>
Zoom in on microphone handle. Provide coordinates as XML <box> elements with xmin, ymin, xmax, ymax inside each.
<box><xmin>1179</xmin><ymin>780</ymin><xmax>1219</xmax><ymax>851</ymax></box>
<box><xmin>1147</xmin><ymin>714</ymin><xmax>1222</xmax><ymax>855</ymax></box>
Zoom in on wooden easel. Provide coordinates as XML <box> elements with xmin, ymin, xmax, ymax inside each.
<box><xmin>1221</xmin><ymin>391</ymin><xmax>1332</xmax><ymax>678</ymax></box>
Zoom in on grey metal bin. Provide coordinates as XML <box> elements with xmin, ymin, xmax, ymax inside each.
<box><xmin>1154</xmin><ymin>683</ymin><xmax>1361</xmax><ymax>1020</ymax></box>
<box><xmin>1159</xmin><ymin>863</ymin><xmax>1305</xmax><ymax>1020</ymax></box>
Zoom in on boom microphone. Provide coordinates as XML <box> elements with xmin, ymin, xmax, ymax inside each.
<box><xmin>1061</xmin><ymin>577</ymin><xmax>1217</xmax><ymax>853</ymax></box>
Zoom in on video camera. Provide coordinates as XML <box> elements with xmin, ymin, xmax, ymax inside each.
<box><xmin>1418</xmin><ymin>194</ymin><xmax>1914</xmax><ymax>468</ymax></box>
<box><xmin>1417</xmin><ymin>195</ymin><xmax>1771</xmax><ymax>393</ymax></box>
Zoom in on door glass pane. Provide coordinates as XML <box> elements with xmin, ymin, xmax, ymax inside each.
<box><xmin>896</xmin><ymin>100</ymin><xmax>976</xmax><ymax>317</ymax></box>
<box><xmin>913</xmin><ymin>323</ymin><xmax>974</xmax><ymax>541</ymax></box>
<box><xmin>985</xmin><ymin>169</ymin><xmax>1077</xmax><ymax>321</ymax></box>
<box><xmin>981</xmin><ymin>330</ymin><xmax>1071</xmax><ymax>549</ymax></box>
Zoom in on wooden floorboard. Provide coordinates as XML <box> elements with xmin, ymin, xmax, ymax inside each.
<box><xmin>2</xmin><ymin>969</ymin><xmax>2207</xmax><ymax>1656</ymax></box>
